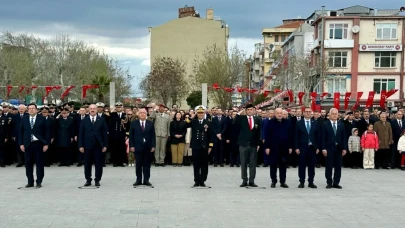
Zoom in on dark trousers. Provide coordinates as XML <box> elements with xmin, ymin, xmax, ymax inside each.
<box><xmin>262</xmin><ymin>142</ymin><xmax>269</xmax><ymax>165</ymax></box>
<box><xmin>14</xmin><ymin>140</ymin><xmax>24</xmax><ymax>165</ymax></box>
<box><xmin>134</xmin><ymin>149</ymin><xmax>152</xmax><ymax>182</ymax></box>
<box><xmin>325</xmin><ymin>146</ymin><xmax>342</xmax><ymax>185</ymax></box>
<box><xmin>298</xmin><ymin>146</ymin><xmax>316</xmax><ymax>184</ymax></box>
<box><xmin>58</xmin><ymin>147</ymin><xmax>71</xmax><ymax>165</ymax></box>
<box><xmin>70</xmin><ymin>141</ymin><xmax>78</xmax><ymax>164</ymax></box>
<box><xmin>270</xmin><ymin>153</ymin><xmax>288</xmax><ymax>184</ymax></box>
<box><xmin>84</xmin><ymin>145</ymin><xmax>103</xmax><ymax>182</ymax></box>
<box><xmin>240</xmin><ymin>145</ymin><xmax>256</xmax><ymax>183</ymax></box>
<box><xmin>25</xmin><ymin>141</ymin><xmax>45</xmax><ymax>184</ymax></box>
<box><xmin>343</xmin><ymin>151</ymin><xmax>351</xmax><ymax>167</ymax></box>
<box><xmin>0</xmin><ymin>145</ymin><xmax>4</xmax><ymax>164</ymax></box>
<box><xmin>229</xmin><ymin>143</ymin><xmax>240</xmax><ymax>165</ymax></box>
<box><xmin>391</xmin><ymin>143</ymin><xmax>400</xmax><ymax>168</ymax></box>
<box><xmin>4</xmin><ymin>140</ymin><xmax>13</xmax><ymax>164</ymax></box>
<box><xmin>376</xmin><ymin>148</ymin><xmax>390</xmax><ymax>168</ymax></box>
<box><xmin>213</xmin><ymin>140</ymin><xmax>224</xmax><ymax>164</ymax></box>
<box><xmin>111</xmin><ymin>137</ymin><xmax>127</xmax><ymax>165</ymax></box>
<box><xmin>289</xmin><ymin>150</ymin><xmax>298</xmax><ymax>167</ymax></box>
<box><xmin>192</xmin><ymin>147</ymin><xmax>209</xmax><ymax>183</ymax></box>
<box><xmin>350</xmin><ymin>152</ymin><xmax>362</xmax><ymax>168</ymax></box>
<box><xmin>77</xmin><ymin>149</ymin><xmax>84</xmax><ymax>164</ymax></box>
<box><xmin>316</xmin><ymin>152</ymin><xmax>325</xmax><ymax>167</ymax></box>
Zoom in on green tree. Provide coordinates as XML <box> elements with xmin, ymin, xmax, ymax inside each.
<box><xmin>186</xmin><ymin>91</ymin><xmax>202</xmax><ymax>109</ymax></box>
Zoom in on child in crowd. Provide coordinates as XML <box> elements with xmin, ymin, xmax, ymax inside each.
<box><xmin>361</xmin><ymin>123</ymin><xmax>379</xmax><ymax>169</ymax></box>
<box><xmin>348</xmin><ymin>128</ymin><xmax>361</xmax><ymax>169</ymax></box>
<box><xmin>126</xmin><ymin>132</ymin><xmax>135</xmax><ymax>167</ymax></box>
<box><xmin>396</xmin><ymin>129</ymin><xmax>405</xmax><ymax>171</ymax></box>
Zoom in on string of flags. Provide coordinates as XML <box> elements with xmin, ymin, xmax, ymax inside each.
<box><xmin>207</xmin><ymin>83</ymin><xmax>398</xmax><ymax>110</ymax></box>
<box><xmin>0</xmin><ymin>85</ymin><xmax>99</xmax><ymax>101</ymax></box>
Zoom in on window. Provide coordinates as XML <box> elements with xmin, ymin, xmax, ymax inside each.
<box><xmin>329</xmin><ymin>24</ymin><xmax>348</xmax><ymax>39</ymax></box>
<box><xmin>376</xmin><ymin>23</ymin><xmax>397</xmax><ymax>40</ymax></box>
<box><xmin>375</xmin><ymin>52</ymin><xmax>396</xmax><ymax>68</ymax></box>
<box><xmin>281</xmin><ymin>35</ymin><xmax>285</xmax><ymax>42</ymax></box>
<box><xmin>328</xmin><ymin>51</ymin><xmax>347</xmax><ymax>67</ymax></box>
<box><xmin>274</xmin><ymin>35</ymin><xmax>279</xmax><ymax>42</ymax></box>
<box><xmin>326</xmin><ymin>76</ymin><xmax>346</xmax><ymax>93</ymax></box>
<box><xmin>373</xmin><ymin>79</ymin><xmax>395</xmax><ymax>94</ymax></box>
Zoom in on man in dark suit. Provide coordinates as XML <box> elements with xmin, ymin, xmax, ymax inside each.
<box><xmin>78</xmin><ymin>104</ymin><xmax>108</xmax><ymax>187</ymax></box>
<box><xmin>109</xmin><ymin>102</ymin><xmax>127</xmax><ymax>167</ymax></box>
<box><xmin>74</xmin><ymin>107</ymin><xmax>87</xmax><ymax>166</ymax></box>
<box><xmin>357</xmin><ymin>109</ymin><xmax>375</xmax><ymax>137</ymax></box>
<box><xmin>234</xmin><ymin>104</ymin><xmax>262</xmax><ymax>187</ymax></box>
<box><xmin>55</xmin><ymin>109</ymin><xmax>74</xmax><ymax>166</ymax></box>
<box><xmin>0</xmin><ymin>106</ymin><xmax>10</xmax><ymax>167</ymax></box>
<box><xmin>187</xmin><ymin>105</ymin><xmax>213</xmax><ymax>187</ymax></box>
<box><xmin>129</xmin><ymin>107</ymin><xmax>156</xmax><ymax>186</ymax></box>
<box><xmin>40</xmin><ymin>106</ymin><xmax>55</xmax><ymax>167</ymax></box>
<box><xmin>390</xmin><ymin>110</ymin><xmax>404</xmax><ymax>169</ymax></box>
<box><xmin>225</xmin><ymin>111</ymin><xmax>240</xmax><ymax>167</ymax></box>
<box><xmin>321</xmin><ymin>108</ymin><xmax>347</xmax><ymax>189</ymax></box>
<box><xmin>212</xmin><ymin>108</ymin><xmax>227</xmax><ymax>167</ymax></box>
<box><xmin>12</xmin><ymin>104</ymin><xmax>27</xmax><ymax>167</ymax></box>
<box><xmin>265</xmin><ymin>108</ymin><xmax>293</xmax><ymax>188</ymax></box>
<box><xmin>295</xmin><ymin>107</ymin><xmax>320</xmax><ymax>189</ymax></box>
<box><xmin>18</xmin><ymin>103</ymin><xmax>50</xmax><ymax>188</ymax></box>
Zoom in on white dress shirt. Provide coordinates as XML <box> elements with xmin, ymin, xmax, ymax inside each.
<box><xmin>30</xmin><ymin>115</ymin><xmax>39</xmax><ymax>141</ymax></box>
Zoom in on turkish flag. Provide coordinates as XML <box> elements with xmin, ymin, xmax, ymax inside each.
<box><xmin>298</xmin><ymin>92</ymin><xmax>305</xmax><ymax>105</ymax></box>
<box><xmin>333</xmin><ymin>92</ymin><xmax>340</xmax><ymax>110</ymax></box>
<box><xmin>351</xmin><ymin>92</ymin><xmax>363</xmax><ymax>111</ymax></box>
<box><xmin>287</xmin><ymin>89</ymin><xmax>294</xmax><ymax>103</ymax></box>
<box><xmin>6</xmin><ymin>86</ymin><xmax>13</xmax><ymax>97</ymax></box>
<box><xmin>263</xmin><ymin>90</ymin><xmax>270</xmax><ymax>97</ymax></box>
<box><xmin>344</xmin><ymin>92</ymin><xmax>351</xmax><ymax>110</ymax></box>
<box><xmin>380</xmin><ymin>89</ymin><xmax>398</xmax><ymax>109</ymax></box>
<box><xmin>365</xmin><ymin>91</ymin><xmax>375</xmax><ymax>108</ymax></box>
<box><xmin>310</xmin><ymin>92</ymin><xmax>317</xmax><ymax>110</ymax></box>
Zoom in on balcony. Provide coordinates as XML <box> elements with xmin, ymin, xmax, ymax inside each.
<box><xmin>254</xmin><ymin>52</ymin><xmax>260</xmax><ymax>59</ymax></box>
<box><xmin>264</xmin><ymin>58</ymin><xmax>275</xmax><ymax>63</ymax></box>
<box><xmin>324</xmin><ymin>39</ymin><xmax>354</xmax><ymax>48</ymax></box>
<box><xmin>274</xmin><ymin>42</ymin><xmax>284</xmax><ymax>46</ymax></box>
<box><xmin>254</xmin><ymin>64</ymin><xmax>260</xmax><ymax>71</ymax></box>
<box><xmin>259</xmin><ymin>69</ymin><xmax>264</xmax><ymax>76</ymax></box>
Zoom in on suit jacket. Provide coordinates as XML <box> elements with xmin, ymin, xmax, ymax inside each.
<box><xmin>321</xmin><ymin>120</ymin><xmax>347</xmax><ymax>151</ymax></box>
<box><xmin>55</xmin><ymin>117</ymin><xmax>74</xmax><ymax>147</ymax></box>
<box><xmin>45</xmin><ymin>116</ymin><xmax>55</xmax><ymax>139</ymax></box>
<box><xmin>18</xmin><ymin>115</ymin><xmax>51</xmax><ymax>148</ymax></box>
<box><xmin>357</xmin><ymin>118</ymin><xmax>375</xmax><ymax>136</ymax></box>
<box><xmin>211</xmin><ymin>116</ymin><xmax>227</xmax><ymax>143</ymax></box>
<box><xmin>233</xmin><ymin>115</ymin><xmax>261</xmax><ymax>147</ymax></box>
<box><xmin>74</xmin><ymin>114</ymin><xmax>88</xmax><ymax>137</ymax></box>
<box><xmin>294</xmin><ymin>118</ymin><xmax>320</xmax><ymax>151</ymax></box>
<box><xmin>261</xmin><ymin>118</ymin><xmax>270</xmax><ymax>140</ymax></box>
<box><xmin>225</xmin><ymin>118</ymin><xmax>240</xmax><ymax>143</ymax></box>
<box><xmin>0</xmin><ymin>115</ymin><xmax>10</xmax><ymax>147</ymax></box>
<box><xmin>188</xmin><ymin>118</ymin><xmax>213</xmax><ymax>150</ymax></box>
<box><xmin>12</xmin><ymin>113</ymin><xmax>27</xmax><ymax>139</ymax></box>
<box><xmin>390</xmin><ymin>118</ymin><xmax>404</xmax><ymax>143</ymax></box>
<box><xmin>78</xmin><ymin>116</ymin><xmax>109</xmax><ymax>150</ymax></box>
<box><xmin>109</xmin><ymin>112</ymin><xmax>126</xmax><ymax>138</ymax></box>
<box><xmin>129</xmin><ymin>119</ymin><xmax>156</xmax><ymax>152</ymax></box>
<box><xmin>2</xmin><ymin>112</ymin><xmax>13</xmax><ymax>140</ymax></box>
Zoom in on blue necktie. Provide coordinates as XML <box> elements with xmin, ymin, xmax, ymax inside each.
<box><xmin>30</xmin><ymin>117</ymin><xmax>34</xmax><ymax>141</ymax></box>
<box><xmin>306</xmin><ymin>121</ymin><xmax>311</xmax><ymax>144</ymax></box>
<box><xmin>333</xmin><ymin>122</ymin><xmax>337</xmax><ymax>135</ymax></box>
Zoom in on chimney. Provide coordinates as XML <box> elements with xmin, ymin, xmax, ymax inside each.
<box><xmin>206</xmin><ymin>8</ymin><xmax>213</xmax><ymax>20</ymax></box>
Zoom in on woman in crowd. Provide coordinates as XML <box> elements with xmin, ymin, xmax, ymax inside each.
<box><xmin>169</xmin><ymin>112</ymin><xmax>187</xmax><ymax>166</ymax></box>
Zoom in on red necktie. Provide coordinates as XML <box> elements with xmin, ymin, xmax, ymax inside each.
<box><xmin>249</xmin><ymin>117</ymin><xmax>252</xmax><ymax>130</ymax></box>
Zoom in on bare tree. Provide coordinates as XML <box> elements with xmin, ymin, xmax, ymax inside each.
<box><xmin>193</xmin><ymin>44</ymin><xmax>245</xmax><ymax>108</ymax></box>
<box><xmin>140</xmin><ymin>56</ymin><xmax>188</xmax><ymax>105</ymax></box>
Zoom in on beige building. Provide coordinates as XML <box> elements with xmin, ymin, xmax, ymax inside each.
<box><xmin>149</xmin><ymin>7</ymin><xmax>229</xmax><ymax>108</ymax></box>
<box><xmin>311</xmin><ymin>5</ymin><xmax>405</xmax><ymax>106</ymax></box>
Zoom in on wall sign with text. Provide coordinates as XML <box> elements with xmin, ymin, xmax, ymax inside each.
<box><xmin>359</xmin><ymin>44</ymin><xmax>402</xmax><ymax>51</ymax></box>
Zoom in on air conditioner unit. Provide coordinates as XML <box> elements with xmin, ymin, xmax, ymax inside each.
<box><xmin>387</xmin><ymin>102</ymin><xmax>393</xmax><ymax>107</ymax></box>
<box><xmin>326</xmin><ymin>93</ymin><xmax>332</xmax><ymax>98</ymax></box>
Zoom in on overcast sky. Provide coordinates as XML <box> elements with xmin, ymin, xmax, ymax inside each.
<box><xmin>0</xmin><ymin>0</ymin><xmax>401</xmax><ymax>95</ymax></box>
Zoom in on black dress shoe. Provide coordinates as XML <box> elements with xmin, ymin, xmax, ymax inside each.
<box><xmin>308</xmin><ymin>183</ymin><xmax>317</xmax><ymax>188</ymax></box>
<box><xmin>270</xmin><ymin>183</ymin><xmax>276</xmax><ymax>188</ymax></box>
<box><xmin>326</xmin><ymin>184</ymin><xmax>332</xmax><ymax>189</ymax></box>
<box><xmin>144</xmin><ymin>181</ymin><xmax>152</xmax><ymax>186</ymax></box>
<box><xmin>173</xmin><ymin>164</ymin><xmax>177</xmax><ymax>167</ymax></box>
<box><xmin>76</xmin><ymin>163</ymin><xmax>82</xmax><ymax>167</ymax></box>
<box><xmin>236</xmin><ymin>165</ymin><xmax>240</xmax><ymax>167</ymax></box>
<box><xmin>25</xmin><ymin>184</ymin><xmax>34</xmax><ymax>188</ymax></box>
<box><xmin>263</xmin><ymin>164</ymin><xmax>269</xmax><ymax>167</ymax></box>
<box><xmin>95</xmin><ymin>181</ymin><xmax>100</xmax><ymax>187</ymax></box>
<box><xmin>36</xmin><ymin>184</ymin><xmax>42</xmax><ymax>188</ymax></box>
<box><xmin>240</xmin><ymin>182</ymin><xmax>248</xmax><ymax>187</ymax></box>
<box><xmin>298</xmin><ymin>183</ymin><xmax>304</xmax><ymax>188</ymax></box>
<box><xmin>280</xmin><ymin>183</ymin><xmax>289</xmax><ymax>188</ymax></box>
<box><xmin>193</xmin><ymin>182</ymin><xmax>199</xmax><ymax>187</ymax></box>
<box><xmin>178</xmin><ymin>164</ymin><xmax>182</xmax><ymax>167</ymax></box>
<box><xmin>214</xmin><ymin>164</ymin><xmax>217</xmax><ymax>167</ymax></box>
<box><xmin>161</xmin><ymin>164</ymin><xmax>166</xmax><ymax>167</ymax></box>
<box><xmin>113</xmin><ymin>164</ymin><xmax>118</xmax><ymax>167</ymax></box>
<box><xmin>16</xmin><ymin>164</ymin><xmax>22</xmax><ymax>167</ymax></box>
<box><xmin>200</xmin><ymin>182</ymin><xmax>206</xmax><ymax>187</ymax></box>
<box><xmin>333</xmin><ymin>184</ymin><xmax>342</xmax><ymax>189</ymax></box>
<box><xmin>155</xmin><ymin>164</ymin><xmax>159</xmax><ymax>167</ymax></box>
<box><xmin>230</xmin><ymin>164</ymin><xmax>234</xmax><ymax>167</ymax></box>
<box><xmin>84</xmin><ymin>182</ymin><xmax>91</xmax><ymax>187</ymax></box>
<box><xmin>316</xmin><ymin>164</ymin><xmax>321</xmax><ymax>168</ymax></box>
<box><xmin>249</xmin><ymin>182</ymin><xmax>258</xmax><ymax>187</ymax></box>
<box><xmin>220</xmin><ymin>164</ymin><xmax>224</xmax><ymax>167</ymax></box>
<box><xmin>133</xmin><ymin>181</ymin><xmax>142</xmax><ymax>186</ymax></box>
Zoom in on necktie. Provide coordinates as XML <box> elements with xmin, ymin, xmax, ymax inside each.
<box><xmin>249</xmin><ymin>117</ymin><xmax>253</xmax><ymax>130</ymax></box>
<box><xmin>20</xmin><ymin>114</ymin><xmax>23</xmax><ymax>118</ymax></box>
<box><xmin>199</xmin><ymin>120</ymin><xmax>202</xmax><ymax>124</ymax></box>
<box><xmin>81</xmin><ymin>116</ymin><xmax>84</xmax><ymax>120</ymax></box>
<box><xmin>141</xmin><ymin>121</ymin><xmax>145</xmax><ymax>132</ymax></box>
<box><xmin>92</xmin><ymin>117</ymin><xmax>95</xmax><ymax>124</ymax></box>
<box><xmin>119</xmin><ymin>113</ymin><xmax>121</xmax><ymax>119</ymax></box>
<box><xmin>366</xmin><ymin>119</ymin><xmax>369</xmax><ymax>124</ymax></box>
<box><xmin>218</xmin><ymin>116</ymin><xmax>221</xmax><ymax>122</ymax></box>
<box><xmin>30</xmin><ymin>117</ymin><xmax>34</xmax><ymax>141</ymax></box>
<box><xmin>332</xmin><ymin>122</ymin><xmax>337</xmax><ymax>135</ymax></box>
<box><xmin>306</xmin><ymin>121</ymin><xmax>310</xmax><ymax>134</ymax></box>
<box><xmin>399</xmin><ymin>120</ymin><xmax>402</xmax><ymax>128</ymax></box>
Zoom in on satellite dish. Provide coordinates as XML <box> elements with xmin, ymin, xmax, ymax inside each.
<box><xmin>400</xmin><ymin>7</ymin><xmax>405</xmax><ymax>12</ymax></box>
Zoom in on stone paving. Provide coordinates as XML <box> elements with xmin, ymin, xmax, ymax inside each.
<box><xmin>0</xmin><ymin>165</ymin><xmax>405</xmax><ymax>228</ymax></box>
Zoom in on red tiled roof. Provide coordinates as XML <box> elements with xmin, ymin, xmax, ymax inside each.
<box><xmin>275</xmin><ymin>21</ymin><xmax>304</xmax><ymax>29</ymax></box>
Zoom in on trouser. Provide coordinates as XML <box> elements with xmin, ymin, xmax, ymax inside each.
<box><xmin>171</xmin><ymin>143</ymin><xmax>185</xmax><ymax>164</ymax></box>
<box><xmin>262</xmin><ymin>142</ymin><xmax>269</xmax><ymax>165</ymax></box>
<box><xmin>154</xmin><ymin>136</ymin><xmax>167</xmax><ymax>164</ymax></box>
<box><xmin>298</xmin><ymin>146</ymin><xmax>316</xmax><ymax>184</ymax></box>
<box><xmin>240</xmin><ymin>145</ymin><xmax>257</xmax><ymax>183</ymax></box>
<box><xmin>229</xmin><ymin>143</ymin><xmax>240</xmax><ymax>165</ymax></box>
<box><xmin>77</xmin><ymin>148</ymin><xmax>84</xmax><ymax>164</ymax></box>
<box><xmin>111</xmin><ymin>137</ymin><xmax>127</xmax><ymax>165</ymax></box>
<box><xmin>213</xmin><ymin>140</ymin><xmax>224</xmax><ymax>164</ymax></box>
<box><xmin>375</xmin><ymin>148</ymin><xmax>390</xmax><ymax>168</ymax></box>
<box><xmin>84</xmin><ymin>145</ymin><xmax>103</xmax><ymax>182</ymax></box>
<box><xmin>289</xmin><ymin>150</ymin><xmax>298</xmax><ymax>167</ymax></box>
<box><xmin>0</xmin><ymin>145</ymin><xmax>4</xmax><ymax>165</ymax></box>
<box><xmin>4</xmin><ymin>140</ymin><xmax>13</xmax><ymax>164</ymax></box>
<box><xmin>350</xmin><ymin>152</ymin><xmax>362</xmax><ymax>168</ymax></box>
<box><xmin>14</xmin><ymin>140</ymin><xmax>25</xmax><ymax>165</ymax></box>
<box><xmin>58</xmin><ymin>147</ymin><xmax>71</xmax><ymax>165</ymax></box>
<box><xmin>135</xmin><ymin>148</ymin><xmax>152</xmax><ymax>182</ymax></box>
<box><xmin>325</xmin><ymin>146</ymin><xmax>342</xmax><ymax>185</ymax></box>
<box><xmin>70</xmin><ymin>141</ymin><xmax>78</xmax><ymax>164</ymax></box>
<box><xmin>343</xmin><ymin>150</ymin><xmax>351</xmax><ymax>167</ymax></box>
<box><xmin>316</xmin><ymin>152</ymin><xmax>325</xmax><ymax>167</ymax></box>
<box><xmin>25</xmin><ymin>141</ymin><xmax>45</xmax><ymax>185</ymax></box>
<box><xmin>401</xmin><ymin>153</ymin><xmax>405</xmax><ymax>166</ymax></box>
<box><xmin>363</xmin><ymin>149</ymin><xmax>375</xmax><ymax>169</ymax></box>
<box><xmin>270</xmin><ymin>153</ymin><xmax>288</xmax><ymax>184</ymax></box>
<box><xmin>192</xmin><ymin>147</ymin><xmax>208</xmax><ymax>183</ymax></box>
<box><xmin>391</xmin><ymin>143</ymin><xmax>400</xmax><ymax>168</ymax></box>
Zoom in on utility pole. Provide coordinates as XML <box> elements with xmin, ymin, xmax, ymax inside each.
<box><xmin>320</xmin><ymin>6</ymin><xmax>326</xmax><ymax>92</ymax></box>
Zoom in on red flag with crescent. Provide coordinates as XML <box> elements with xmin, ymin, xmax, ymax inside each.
<box><xmin>334</xmin><ymin>92</ymin><xmax>340</xmax><ymax>110</ymax></box>
<box><xmin>344</xmin><ymin>92</ymin><xmax>351</xmax><ymax>110</ymax></box>
<box><xmin>365</xmin><ymin>91</ymin><xmax>375</xmax><ymax>108</ymax></box>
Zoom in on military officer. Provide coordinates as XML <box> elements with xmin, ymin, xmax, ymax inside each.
<box><xmin>1</xmin><ymin>102</ymin><xmax>14</xmax><ymax>165</ymax></box>
<box><xmin>0</xmin><ymin>106</ymin><xmax>9</xmax><ymax>167</ymax></box>
<box><xmin>109</xmin><ymin>102</ymin><xmax>127</xmax><ymax>167</ymax></box>
<box><xmin>186</xmin><ymin>105</ymin><xmax>213</xmax><ymax>187</ymax></box>
<box><xmin>40</xmin><ymin>106</ymin><xmax>56</xmax><ymax>167</ymax></box>
<box><xmin>96</xmin><ymin>102</ymin><xmax>110</xmax><ymax>165</ymax></box>
<box><xmin>149</xmin><ymin>104</ymin><xmax>171</xmax><ymax>167</ymax></box>
<box><xmin>55</xmin><ymin>108</ymin><xmax>75</xmax><ymax>166</ymax></box>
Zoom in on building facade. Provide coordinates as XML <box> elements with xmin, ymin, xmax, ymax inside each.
<box><xmin>311</xmin><ymin>5</ymin><xmax>405</xmax><ymax>106</ymax></box>
<box><xmin>149</xmin><ymin>7</ymin><xmax>229</xmax><ymax>108</ymax></box>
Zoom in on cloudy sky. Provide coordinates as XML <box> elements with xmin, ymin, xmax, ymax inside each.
<box><xmin>0</xmin><ymin>0</ymin><xmax>401</xmax><ymax>95</ymax></box>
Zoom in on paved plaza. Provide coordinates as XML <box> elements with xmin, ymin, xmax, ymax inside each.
<box><xmin>0</xmin><ymin>165</ymin><xmax>404</xmax><ymax>228</ymax></box>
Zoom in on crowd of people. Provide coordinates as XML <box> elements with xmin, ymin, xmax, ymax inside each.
<box><xmin>0</xmin><ymin>100</ymin><xmax>404</xmax><ymax>189</ymax></box>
